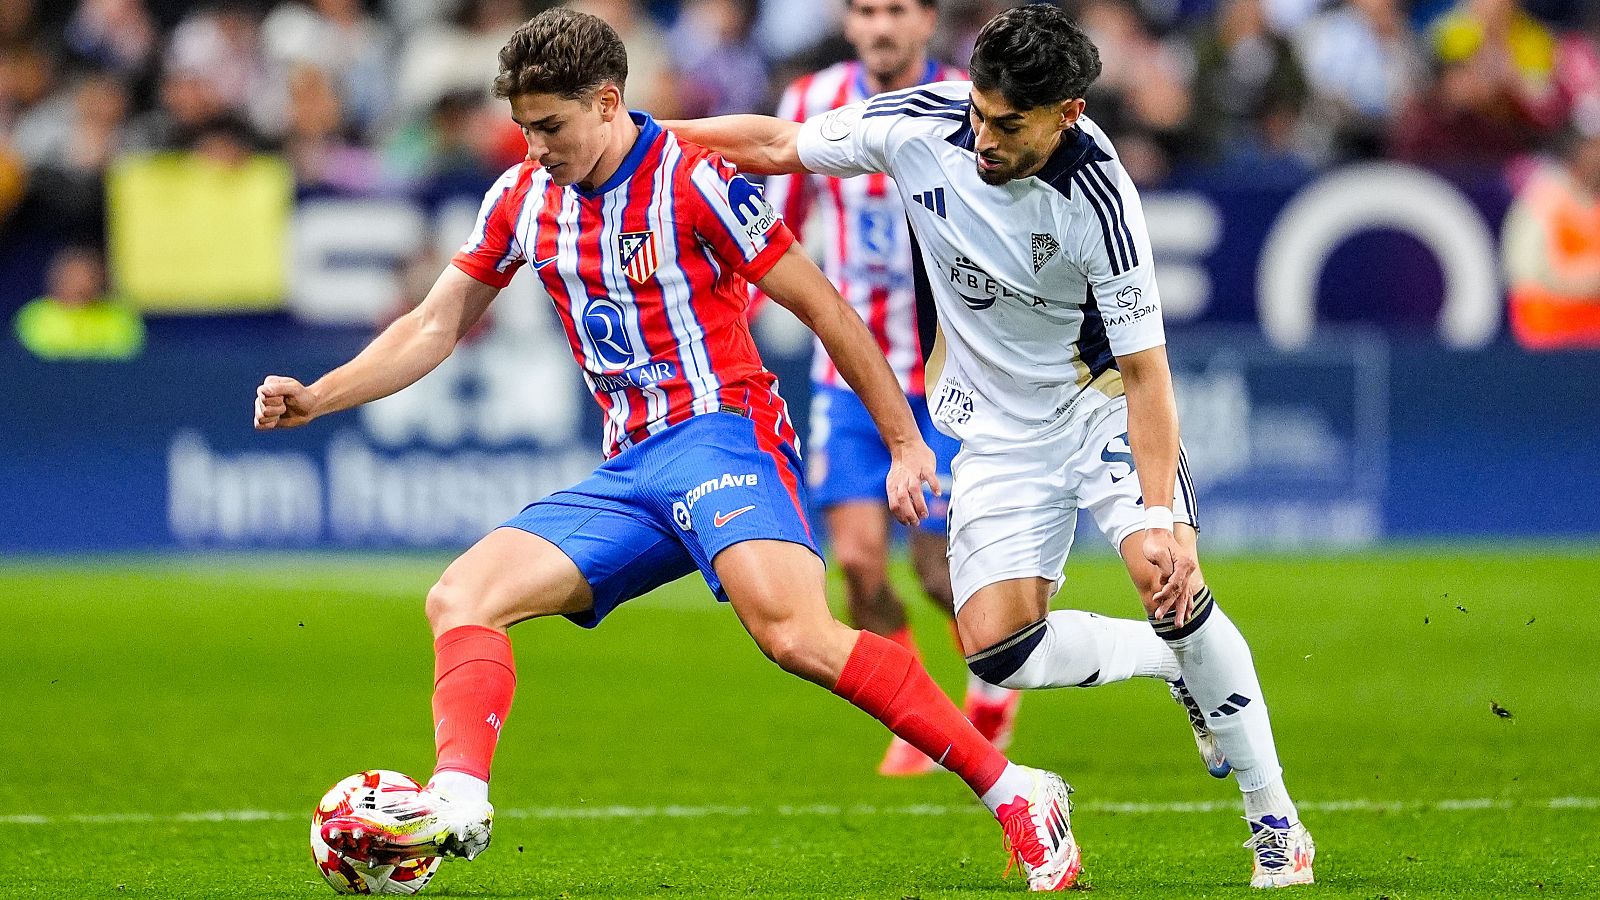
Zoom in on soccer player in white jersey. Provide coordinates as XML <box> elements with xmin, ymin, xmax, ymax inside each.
<box><xmin>668</xmin><ymin>4</ymin><xmax>1315</xmax><ymax>889</ymax></box>
<box><xmin>762</xmin><ymin>0</ymin><xmax>1023</xmax><ymax>777</ymax></box>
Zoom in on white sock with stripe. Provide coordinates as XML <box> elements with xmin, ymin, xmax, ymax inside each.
<box><xmin>1153</xmin><ymin>589</ymin><xmax>1288</xmax><ymax>810</ymax></box>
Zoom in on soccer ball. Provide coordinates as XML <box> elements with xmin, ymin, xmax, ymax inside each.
<box><xmin>310</xmin><ymin>770</ymin><xmax>441</xmax><ymax>895</ymax></box>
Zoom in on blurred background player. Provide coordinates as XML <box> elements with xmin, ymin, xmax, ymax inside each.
<box><xmin>761</xmin><ymin>0</ymin><xmax>1020</xmax><ymax>777</ymax></box>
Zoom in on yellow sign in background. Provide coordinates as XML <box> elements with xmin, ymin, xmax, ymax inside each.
<box><xmin>107</xmin><ymin>153</ymin><xmax>293</xmax><ymax>313</ymax></box>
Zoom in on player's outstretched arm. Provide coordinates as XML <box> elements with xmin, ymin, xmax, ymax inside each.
<box><xmin>1119</xmin><ymin>346</ymin><xmax>1199</xmax><ymax>621</ymax></box>
<box><xmin>662</xmin><ymin>116</ymin><xmax>809</xmax><ymax>176</ymax></box>
<box><xmin>754</xmin><ymin>244</ymin><xmax>937</xmax><ymax>525</ymax></box>
<box><xmin>253</xmin><ymin>266</ymin><xmax>499</xmax><ymax>430</ymax></box>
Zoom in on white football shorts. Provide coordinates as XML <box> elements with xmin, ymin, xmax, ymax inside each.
<box><xmin>946</xmin><ymin>395</ymin><xmax>1199</xmax><ymax>612</ymax></box>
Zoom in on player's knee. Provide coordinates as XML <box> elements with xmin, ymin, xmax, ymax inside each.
<box><xmin>425</xmin><ymin>574</ymin><xmax>496</xmax><ymax>633</ymax></box>
<box><xmin>833</xmin><ymin>527</ymin><xmax>886</xmax><ymax>581</ymax></box>
<box><xmin>965</xmin><ymin>618</ymin><xmax>1048</xmax><ymax>689</ymax></box>
<box><xmin>756</xmin><ymin>622</ymin><xmax>822</xmax><ymax>679</ymax></box>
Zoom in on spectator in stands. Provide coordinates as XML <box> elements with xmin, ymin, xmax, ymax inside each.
<box><xmin>13</xmin><ymin>246</ymin><xmax>144</xmax><ymax>361</ymax></box>
<box><xmin>1390</xmin><ymin>54</ymin><xmax>1543</xmax><ymax>167</ymax></box>
<box><xmin>0</xmin><ymin>42</ymin><xmax>57</xmax><ymax>139</ymax></box>
<box><xmin>163</xmin><ymin>2</ymin><xmax>272</xmax><ymax>131</ymax></box>
<box><xmin>1552</xmin><ymin>8</ymin><xmax>1600</xmax><ymax>128</ymax></box>
<box><xmin>281</xmin><ymin>63</ymin><xmax>384</xmax><ymax>193</ymax></box>
<box><xmin>1179</xmin><ymin>0</ymin><xmax>1312</xmax><ymax>176</ymax></box>
<box><xmin>8</xmin><ymin>71</ymin><xmax>129</xmax><ymax>245</ymax></box>
<box><xmin>668</xmin><ymin>0</ymin><xmax>769</xmax><ymax>117</ymax></box>
<box><xmin>261</xmin><ymin>0</ymin><xmax>394</xmax><ymax>138</ymax></box>
<box><xmin>10</xmin><ymin>70</ymin><xmax>129</xmax><ymax>176</ymax></box>
<box><xmin>393</xmin><ymin>0</ymin><xmax>528</xmax><ymax>123</ymax></box>
<box><xmin>1501</xmin><ymin>113</ymin><xmax>1600</xmax><ymax>350</ymax></box>
<box><xmin>126</xmin><ymin>65</ymin><xmax>229</xmax><ymax>150</ymax></box>
<box><xmin>386</xmin><ymin>87</ymin><xmax>517</xmax><ymax>193</ymax></box>
<box><xmin>1297</xmin><ymin>0</ymin><xmax>1425</xmax><ymax>160</ymax></box>
<box><xmin>1079</xmin><ymin>0</ymin><xmax>1192</xmax><ymax>186</ymax></box>
<box><xmin>1429</xmin><ymin>0</ymin><xmax>1562</xmax><ymax>129</ymax></box>
<box><xmin>752</xmin><ymin>0</ymin><xmax>841</xmax><ymax>62</ymax></box>
<box><xmin>65</xmin><ymin>0</ymin><xmax>158</xmax><ymax>80</ymax></box>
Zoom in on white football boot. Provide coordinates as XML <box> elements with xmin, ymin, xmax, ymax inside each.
<box><xmin>1169</xmin><ymin>678</ymin><xmax>1232</xmax><ymax>778</ymax></box>
<box><xmin>995</xmin><ymin>768</ymin><xmax>1083</xmax><ymax>891</ymax></box>
<box><xmin>321</xmin><ymin>787</ymin><xmax>494</xmax><ymax>865</ymax></box>
<box><xmin>1244</xmin><ymin>816</ymin><xmax>1315</xmax><ymax>888</ymax></box>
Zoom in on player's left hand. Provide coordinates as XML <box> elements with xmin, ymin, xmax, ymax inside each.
<box><xmin>886</xmin><ymin>440</ymin><xmax>940</xmax><ymax>527</ymax></box>
<box><xmin>1145</xmin><ymin>528</ymin><xmax>1199</xmax><ymax>627</ymax></box>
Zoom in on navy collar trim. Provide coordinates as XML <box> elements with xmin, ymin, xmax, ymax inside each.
<box><xmin>1033</xmin><ymin>126</ymin><xmax>1112</xmax><ymax>195</ymax></box>
<box><xmin>577</xmin><ymin>112</ymin><xmax>661</xmax><ymax>198</ymax></box>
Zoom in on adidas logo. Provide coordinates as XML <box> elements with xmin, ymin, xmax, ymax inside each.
<box><xmin>912</xmin><ymin>187</ymin><xmax>947</xmax><ymax>218</ymax></box>
<box><xmin>1209</xmin><ymin>693</ymin><xmax>1253</xmax><ymax>718</ymax></box>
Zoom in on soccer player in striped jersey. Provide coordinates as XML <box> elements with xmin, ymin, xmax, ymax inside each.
<box><xmin>669</xmin><ymin>4</ymin><xmax>1315</xmax><ymax>890</ymax></box>
<box><xmin>254</xmin><ymin>9</ymin><xmax>1083</xmax><ymax>892</ymax></box>
<box><xmin>762</xmin><ymin>0</ymin><xmax>1021</xmax><ymax>778</ymax></box>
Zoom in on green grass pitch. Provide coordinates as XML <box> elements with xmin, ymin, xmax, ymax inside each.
<box><xmin>3</xmin><ymin>546</ymin><xmax>1596</xmax><ymax>898</ymax></box>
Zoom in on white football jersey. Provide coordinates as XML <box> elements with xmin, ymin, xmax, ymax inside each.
<box><xmin>797</xmin><ymin>81</ymin><xmax>1166</xmax><ymax>447</ymax></box>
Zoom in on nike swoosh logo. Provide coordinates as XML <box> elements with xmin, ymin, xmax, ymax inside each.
<box><xmin>713</xmin><ymin>505</ymin><xmax>756</xmax><ymax>527</ymax></box>
<box><xmin>532</xmin><ymin>255</ymin><xmax>560</xmax><ymax>269</ymax></box>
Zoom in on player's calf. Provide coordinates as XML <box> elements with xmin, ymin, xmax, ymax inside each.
<box><xmin>965</xmin><ymin>609</ymin><xmax>1178</xmax><ymax>690</ymax></box>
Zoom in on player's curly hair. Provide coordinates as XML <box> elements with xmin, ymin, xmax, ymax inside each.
<box><xmin>493</xmin><ymin>9</ymin><xmax>629</xmax><ymax>102</ymax></box>
<box><xmin>969</xmin><ymin>4</ymin><xmax>1101</xmax><ymax>110</ymax></box>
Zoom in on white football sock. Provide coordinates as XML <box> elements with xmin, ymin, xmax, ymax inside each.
<box><xmin>979</xmin><ymin>762</ymin><xmax>1037</xmax><ymax>814</ymax></box>
<box><xmin>429</xmin><ymin>770</ymin><xmax>490</xmax><ymax>804</ymax></box>
<box><xmin>993</xmin><ymin>609</ymin><xmax>1179</xmax><ymax>689</ymax></box>
<box><xmin>1155</xmin><ymin>591</ymin><xmax>1286</xmax><ymax>797</ymax></box>
<box><xmin>1243</xmin><ymin>776</ymin><xmax>1299</xmax><ymax>824</ymax></box>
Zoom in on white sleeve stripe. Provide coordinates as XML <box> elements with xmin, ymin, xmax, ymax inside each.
<box><xmin>865</xmin><ymin>86</ymin><xmax>960</xmax><ymax>111</ymax></box>
<box><xmin>688</xmin><ymin>163</ymin><xmax>761</xmax><ymax>258</ymax></box>
<box><xmin>861</xmin><ymin>106</ymin><xmax>965</xmax><ymax>121</ymax></box>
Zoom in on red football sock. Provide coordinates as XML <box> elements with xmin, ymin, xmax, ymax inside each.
<box><xmin>832</xmin><ymin>630</ymin><xmax>1009</xmax><ymax>795</ymax></box>
<box><xmin>431</xmin><ymin>625</ymin><xmax>516</xmax><ymax>782</ymax></box>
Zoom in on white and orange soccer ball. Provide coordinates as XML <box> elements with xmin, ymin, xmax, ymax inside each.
<box><xmin>310</xmin><ymin>770</ymin><xmax>441</xmax><ymax>895</ymax></box>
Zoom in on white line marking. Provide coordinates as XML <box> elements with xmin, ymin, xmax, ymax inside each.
<box><xmin>2</xmin><ymin>796</ymin><xmax>1594</xmax><ymax>826</ymax></box>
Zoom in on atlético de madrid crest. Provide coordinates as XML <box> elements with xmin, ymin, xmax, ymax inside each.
<box><xmin>618</xmin><ymin>231</ymin><xmax>659</xmax><ymax>284</ymax></box>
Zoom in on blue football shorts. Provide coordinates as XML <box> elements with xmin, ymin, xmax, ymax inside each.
<box><xmin>501</xmin><ymin>412</ymin><xmax>819</xmax><ymax>628</ymax></box>
<box><xmin>805</xmin><ymin>383</ymin><xmax>960</xmax><ymax>533</ymax></box>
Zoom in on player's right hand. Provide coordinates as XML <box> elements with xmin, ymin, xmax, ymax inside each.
<box><xmin>254</xmin><ymin>375</ymin><xmax>318</xmax><ymax>430</ymax></box>
<box><xmin>886</xmin><ymin>439</ymin><xmax>940</xmax><ymax>527</ymax></box>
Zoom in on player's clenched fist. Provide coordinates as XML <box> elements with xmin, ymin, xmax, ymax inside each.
<box><xmin>254</xmin><ymin>375</ymin><xmax>318</xmax><ymax>430</ymax></box>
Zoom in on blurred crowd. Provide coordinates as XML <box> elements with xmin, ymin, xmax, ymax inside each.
<box><xmin>3</xmin><ymin>0</ymin><xmax>1600</xmax><ymax>349</ymax></box>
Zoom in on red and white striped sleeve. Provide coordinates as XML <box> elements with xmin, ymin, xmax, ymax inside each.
<box><xmin>450</xmin><ymin>163</ymin><xmax>530</xmax><ymax>289</ymax></box>
<box><xmin>683</xmin><ymin>153</ymin><xmax>796</xmax><ymax>283</ymax></box>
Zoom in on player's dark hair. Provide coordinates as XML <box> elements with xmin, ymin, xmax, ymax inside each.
<box><xmin>493</xmin><ymin>9</ymin><xmax>628</xmax><ymax>102</ymax></box>
<box><xmin>968</xmin><ymin>4</ymin><xmax>1101</xmax><ymax>110</ymax></box>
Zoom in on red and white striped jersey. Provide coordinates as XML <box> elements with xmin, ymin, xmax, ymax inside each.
<box><xmin>765</xmin><ymin>59</ymin><xmax>965</xmax><ymax>396</ymax></box>
<box><xmin>452</xmin><ymin>113</ymin><xmax>799</xmax><ymax>458</ymax></box>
